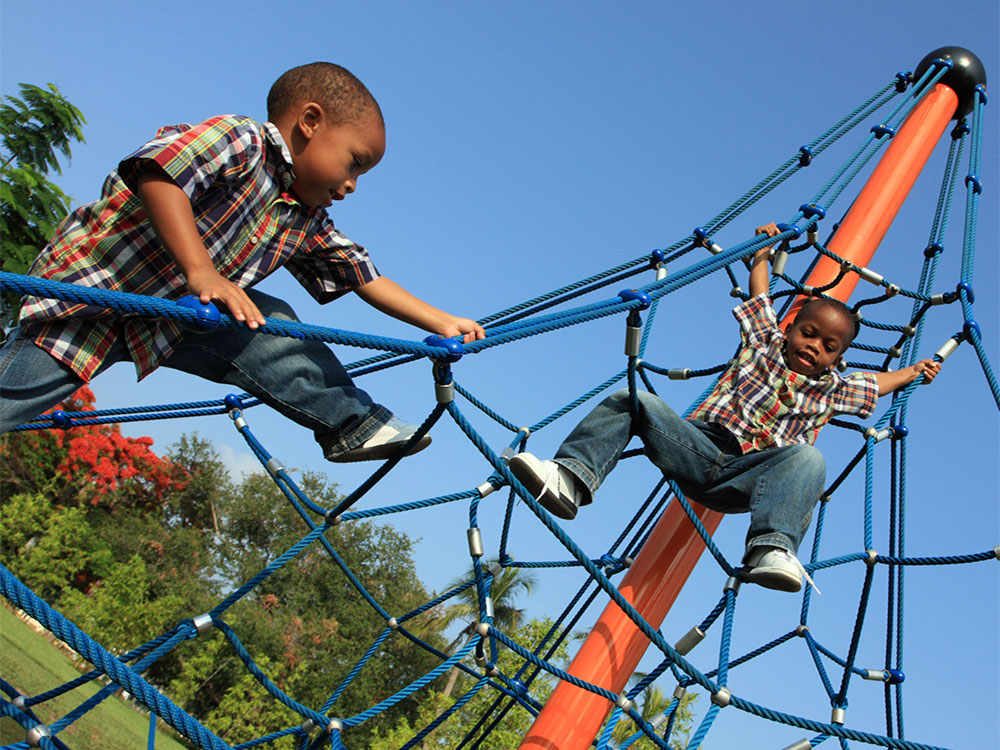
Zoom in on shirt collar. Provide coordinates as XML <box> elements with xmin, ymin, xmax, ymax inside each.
<box><xmin>262</xmin><ymin>121</ymin><xmax>297</xmax><ymax>192</ymax></box>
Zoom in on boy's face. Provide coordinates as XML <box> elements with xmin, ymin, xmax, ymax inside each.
<box><xmin>291</xmin><ymin>107</ymin><xmax>385</xmax><ymax>208</ymax></box>
<box><xmin>784</xmin><ymin>304</ymin><xmax>853</xmax><ymax>377</ymax></box>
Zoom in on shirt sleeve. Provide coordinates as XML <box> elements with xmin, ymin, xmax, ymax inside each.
<box><xmin>733</xmin><ymin>293</ymin><xmax>780</xmax><ymax>350</ymax></box>
<box><xmin>118</xmin><ymin>115</ymin><xmax>263</xmax><ymax>199</ymax></box>
<box><xmin>830</xmin><ymin>371</ymin><xmax>880</xmax><ymax>419</ymax></box>
<box><xmin>284</xmin><ymin>213</ymin><xmax>381</xmax><ymax>304</ymax></box>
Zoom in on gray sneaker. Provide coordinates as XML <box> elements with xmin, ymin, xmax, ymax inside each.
<box><xmin>329</xmin><ymin>417</ymin><xmax>432</xmax><ymax>463</ymax></box>
<box><xmin>743</xmin><ymin>546</ymin><xmax>820</xmax><ymax>594</ymax></box>
<box><xmin>508</xmin><ymin>452</ymin><xmax>583</xmax><ymax>520</ymax></box>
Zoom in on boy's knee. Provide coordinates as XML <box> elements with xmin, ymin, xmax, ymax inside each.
<box><xmin>246</xmin><ymin>291</ymin><xmax>298</xmax><ymax>321</ymax></box>
<box><xmin>790</xmin><ymin>444</ymin><xmax>826</xmax><ymax>475</ymax></box>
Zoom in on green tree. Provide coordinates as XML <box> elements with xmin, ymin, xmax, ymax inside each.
<box><xmin>607</xmin><ymin>676</ymin><xmax>698</xmax><ymax>750</ymax></box>
<box><xmin>437</xmin><ymin>561</ymin><xmax>537</xmax><ymax>698</ymax></box>
<box><xmin>368</xmin><ymin>617</ymin><xmax>572</xmax><ymax>749</ymax></box>
<box><xmin>0</xmin><ymin>82</ymin><xmax>86</xmax><ymax>331</ymax></box>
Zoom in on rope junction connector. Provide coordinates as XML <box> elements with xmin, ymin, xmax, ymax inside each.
<box><xmin>799</xmin><ymin>203</ymin><xmax>826</xmax><ymax>221</ymax></box>
<box><xmin>50</xmin><ymin>410</ymin><xmax>72</xmax><ymax>429</ymax></box>
<box><xmin>615</xmin><ymin>694</ymin><xmax>632</xmax><ymax>711</ymax></box>
<box><xmin>386</xmin><ymin>617</ymin><xmax>399</xmax><ymax>629</ymax></box>
<box><xmin>865</xmin><ymin>426</ymin><xmax>894</xmax><ymax>443</ymax></box>
<box><xmin>794</xmin><ymin>624</ymin><xmax>809</xmax><ymax>637</ymax></box>
<box><xmin>956</xmin><ymin>281</ymin><xmax>975</xmax><ymax>303</ymax></box>
<box><xmin>435</xmin><ymin>380</ymin><xmax>455</xmax><ymax>404</ymax></box>
<box><xmin>667</xmin><ymin>368</ymin><xmax>691</xmax><ymax>380</ymax></box>
<box><xmin>775</xmin><ymin>222</ymin><xmax>802</xmax><ymax>239</ymax></box>
<box><xmin>865</xmin><ymin>549</ymin><xmax>879</xmax><ymax>567</ymax></box>
<box><xmin>857</xmin><ymin>266</ymin><xmax>884</xmax><ymax>286</ymax></box>
<box><xmin>467</xmin><ymin>527</ymin><xmax>484</xmax><ymax>558</ymax></box>
<box><xmin>650</xmin><ymin>249</ymin><xmax>668</xmax><ymax>280</ymax></box>
<box><xmin>935</xmin><ymin>336</ymin><xmax>960</xmax><ymax>362</ymax></box>
<box><xmin>772</xmin><ymin>249</ymin><xmax>788</xmax><ymax>277</ymax></box>
<box><xmin>11</xmin><ymin>695</ymin><xmax>27</xmax><ymax>710</ymax></box>
<box><xmin>176</xmin><ymin>295</ymin><xmax>221</xmax><ymax>331</ymax></box>
<box><xmin>864</xmin><ymin>668</ymin><xmax>905</xmax><ymax>684</ymax></box>
<box><xmin>618</xmin><ymin>288</ymin><xmax>652</xmax><ymax>310</ymax></box>
<box><xmin>266</xmin><ymin>457</ymin><xmax>284</xmax><ymax>476</ymax></box>
<box><xmin>26</xmin><ymin>724</ymin><xmax>52</xmax><ymax>748</ymax></box>
<box><xmin>674</xmin><ymin>626</ymin><xmax>705</xmax><ymax>655</ymax></box>
<box><xmin>871</xmin><ymin>123</ymin><xmax>896</xmax><ymax>139</ymax></box>
<box><xmin>423</xmin><ymin>335</ymin><xmax>465</xmax><ymax>362</ymax></box>
<box><xmin>831</xmin><ymin>707</ymin><xmax>846</xmax><ymax>725</ymax></box>
<box><xmin>723</xmin><ymin>576</ymin><xmax>741</xmax><ymax>594</ymax></box>
<box><xmin>781</xmin><ymin>740</ymin><xmax>812</xmax><ymax>750</ymax></box>
<box><xmin>477</xmin><ymin>480</ymin><xmax>496</xmax><ymax>498</ymax></box>
<box><xmin>193</xmin><ymin>613</ymin><xmax>214</xmax><ymax>634</ymax></box>
<box><xmin>711</xmin><ymin>686</ymin><xmax>732</xmax><ymax>708</ymax></box>
<box><xmin>798</xmin><ymin>145</ymin><xmax>813</xmax><ymax>167</ymax></box>
<box><xmin>692</xmin><ymin>226</ymin><xmax>724</xmax><ymax>255</ymax></box>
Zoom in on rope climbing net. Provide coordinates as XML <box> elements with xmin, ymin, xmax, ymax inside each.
<box><xmin>1</xmin><ymin>55</ymin><xmax>996</xmax><ymax>750</ymax></box>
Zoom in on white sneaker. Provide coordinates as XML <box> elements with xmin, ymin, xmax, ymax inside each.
<box><xmin>329</xmin><ymin>417</ymin><xmax>432</xmax><ymax>463</ymax></box>
<box><xmin>743</xmin><ymin>547</ymin><xmax>820</xmax><ymax>594</ymax></box>
<box><xmin>508</xmin><ymin>452</ymin><xmax>583</xmax><ymax>520</ymax></box>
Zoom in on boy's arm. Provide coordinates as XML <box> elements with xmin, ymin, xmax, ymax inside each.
<box><xmin>875</xmin><ymin>358</ymin><xmax>942</xmax><ymax>396</ymax></box>
<box><xmin>354</xmin><ymin>276</ymin><xmax>485</xmax><ymax>343</ymax></box>
<box><xmin>748</xmin><ymin>223</ymin><xmax>781</xmax><ymax>298</ymax></box>
<box><xmin>136</xmin><ymin>171</ymin><xmax>266</xmax><ymax>328</ymax></box>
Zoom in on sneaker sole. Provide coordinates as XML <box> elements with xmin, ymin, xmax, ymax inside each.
<box><xmin>508</xmin><ymin>455</ymin><xmax>578</xmax><ymax>520</ymax></box>
<box><xmin>329</xmin><ymin>434</ymin><xmax>432</xmax><ymax>463</ymax></box>
<box><xmin>743</xmin><ymin>567</ymin><xmax>802</xmax><ymax>593</ymax></box>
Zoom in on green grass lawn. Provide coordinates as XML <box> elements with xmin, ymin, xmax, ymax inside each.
<box><xmin>0</xmin><ymin>604</ymin><xmax>192</xmax><ymax>749</ymax></box>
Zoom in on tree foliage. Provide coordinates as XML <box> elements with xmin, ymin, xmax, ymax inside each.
<box><xmin>0</xmin><ymin>82</ymin><xmax>86</xmax><ymax>331</ymax></box>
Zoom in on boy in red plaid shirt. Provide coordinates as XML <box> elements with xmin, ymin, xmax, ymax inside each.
<box><xmin>510</xmin><ymin>224</ymin><xmax>940</xmax><ymax>592</ymax></box>
<box><xmin>1</xmin><ymin>63</ymin><xmax>483</xmax><ymax>462</ymax></box>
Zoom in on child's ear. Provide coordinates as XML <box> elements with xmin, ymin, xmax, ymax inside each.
<box><xmin>296</xmin><ymin>102</ymin><xmax>325</xmax><ymax>139</ymax></box>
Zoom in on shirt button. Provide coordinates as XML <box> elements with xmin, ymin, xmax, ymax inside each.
<box><xmin>250</xmin><ymin>236</ymin><xmax>259</xmax><ymax>244</ymax></box>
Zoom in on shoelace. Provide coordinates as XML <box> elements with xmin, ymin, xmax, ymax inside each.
<box><xmin>787</xmin><ymin>553</ymin><xmax>822</xmax><ymax>595</ymax></box>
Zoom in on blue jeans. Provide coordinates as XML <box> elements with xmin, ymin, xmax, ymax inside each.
<box><xmin>0</xmin><ymin>290</ymin><xmax>390</xmax><ymax>459</ymax></box>
<box><xmin>554</xmin><ymin>389</ymin><xmax>826</xmax><ymax>558</ymax></box>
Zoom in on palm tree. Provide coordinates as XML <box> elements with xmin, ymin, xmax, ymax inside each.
<box><xmin>609</xmin><ymin>674</ymin><xmax>698</xmax><ymax>749</ymax></box>
<box><xmin>437</xmin><ymin>560</ymin><xmax>537</xmax><ymax>698</ymax></box>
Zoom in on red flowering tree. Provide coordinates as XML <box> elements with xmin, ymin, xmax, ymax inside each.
<box><xmin>1</xmin><ymin>386</ymin><xmax>183</xmax><ymax>511</ymax></box>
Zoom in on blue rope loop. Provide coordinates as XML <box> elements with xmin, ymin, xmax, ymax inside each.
<box><xmin>964</xmin><ymin>174</ymin><xmax>982</xmax><ymax>194</ymax></box>
<box><xmin>894</xmin><ymin>71</ymin><xmax>911</xmax><ymax>92</ymax></box>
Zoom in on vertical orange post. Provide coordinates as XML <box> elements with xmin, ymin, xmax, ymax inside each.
<box><xmin>520</xmin><ymin>80</ymin><xmax>963</xmax><ymax>749</ymax></box>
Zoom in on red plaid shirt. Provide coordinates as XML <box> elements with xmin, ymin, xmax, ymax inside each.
<box><xmin>19</xmin><ymin>115</ymin><xmax>380</xmax><ymax>381</ymax></box>
<box><xmin>690</xmin><ymin>294</ymin><xmax>878</xmax><ymax>453</ymax></box>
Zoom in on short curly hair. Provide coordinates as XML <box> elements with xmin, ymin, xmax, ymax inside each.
<box><xmin>266</xmin><ymin>62</ymin><xmax>383</xmax><ymax>127</ymax></box>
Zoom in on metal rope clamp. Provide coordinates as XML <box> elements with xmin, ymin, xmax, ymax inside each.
<box><xmin>618</xmin><ymin>289</ymin><xmax>651</xmax><ymax>357</ymax></box>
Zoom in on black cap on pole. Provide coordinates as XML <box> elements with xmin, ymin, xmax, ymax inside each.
<box><xmin>913</xmin><ymin>46</ymin><xmax>987</xmax><ymax>119</ymax></box>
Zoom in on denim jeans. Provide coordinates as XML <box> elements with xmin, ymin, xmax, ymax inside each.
<box><xmin>0</xmin><ymin>290</ymin><xmax>390</xmax><ymax>458</ymax></box>
<box><xmin>554</xmin><ymin>389</ymin><xmax>826</xmax><ymax>558</ymax></box>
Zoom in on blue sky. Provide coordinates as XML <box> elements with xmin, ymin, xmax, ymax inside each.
<box><xmin>2</xmin><ymin>2</ymin><xmax>997</xmax><ymax>748</ymax></box>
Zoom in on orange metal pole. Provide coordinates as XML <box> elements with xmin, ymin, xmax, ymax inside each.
<box><xmin>519</xmin><ymin>82</ymin><xmax>959</xmax><ymax>750</ymax></box>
